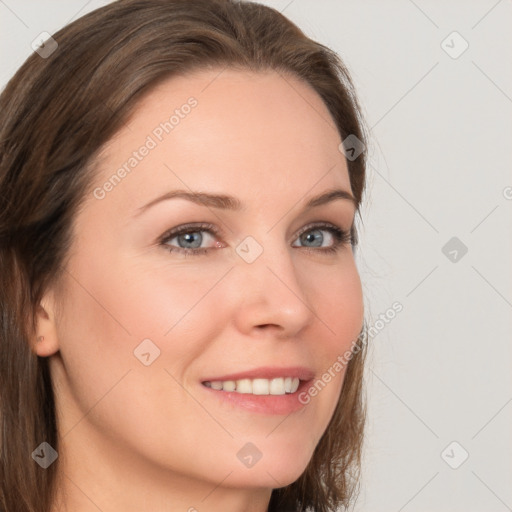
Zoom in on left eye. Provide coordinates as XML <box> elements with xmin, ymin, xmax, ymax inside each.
<box><xmin>160</xmin><ymin>222</ymin><xmax>352</xmax><ymax>256</ymax></box>
<box><xmin>291</xmin><ymin>223</ymin><xmax>353</xmax><ymax>253</ymax></box>
<box><xmin>293</xmin><ymin>227</ymin><xmax>336</xmax><ymax>248</ymax></box>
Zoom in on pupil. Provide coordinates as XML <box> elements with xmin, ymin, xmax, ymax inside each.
<box><xmin>303</xmin><ymin>230</ymin><xmax>322</xmax><ymax>247</ymax></box>
<box><xmin>180</xmin><ymin>232</ymin><xmax>202</xmax><ymax>248</ymax></box>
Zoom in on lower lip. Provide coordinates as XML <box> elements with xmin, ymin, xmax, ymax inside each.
<box><xmin>200</xmin><ymin>379</ymin><xmax>312</xmax><ymax>415</ymax></box>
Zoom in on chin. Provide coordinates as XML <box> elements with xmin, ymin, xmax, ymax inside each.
<box><xmin>222</xmin><ymin>453</ymin><xmax>311</xmax><ymax>490</ymax></box>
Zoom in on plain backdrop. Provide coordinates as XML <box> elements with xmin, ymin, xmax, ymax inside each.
<box><xmin>1</xmin><ymin>1</ymin><xmax>511</xmax><ymax>511</ymax></box>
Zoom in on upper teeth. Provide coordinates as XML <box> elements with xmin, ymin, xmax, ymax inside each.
<box><xmin>204</xmin><ymin>377</ymin><xmax>300</xmax><ymax>395</ymax></box>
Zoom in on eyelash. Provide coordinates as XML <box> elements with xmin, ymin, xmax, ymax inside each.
<box><xmin>158</xmin><ymin>222</ymin><xmax>354</xmax><ymax>257</ymax></box>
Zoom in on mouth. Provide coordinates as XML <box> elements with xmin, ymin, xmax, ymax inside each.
<box><xmin>202</xmin><ymin>376</ymin><xmax>302</xmax><ymax>395</ymax></box>
<box><xmin>199</xmin><ymin>367</ymin><xmax>315</xmax><ymax>415</ymax></box>
<box><xmin>200</xmin><ymin>366</ymin><xmax>315</xmax><ymax>395</ymax></box>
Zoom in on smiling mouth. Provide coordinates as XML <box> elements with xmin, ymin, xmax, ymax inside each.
<box><xmin>202</xmin><ymin>376</ymin><xmax>301</xmax><ymax>395</ymax></box>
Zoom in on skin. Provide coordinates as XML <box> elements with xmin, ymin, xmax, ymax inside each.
<box><xmin>34</xmin><ymin>68</ymin><xmax>364</xmax><ymax>512</ymax></box>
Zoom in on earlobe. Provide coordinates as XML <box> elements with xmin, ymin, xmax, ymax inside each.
<box><xmin>32</xmin><ymin>298</ymin><xmax>60</xmax><ymax>357</ymax></box>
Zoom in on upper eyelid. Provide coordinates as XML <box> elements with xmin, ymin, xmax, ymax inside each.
<box><xmin>158</xmin><ymin>222</ymin><xmax>217</xmax><ymax>243</ymax></box>
<box><xmin>296</xmin><ymin>220</ymin><xmax>345</xmax><ymax>232</ymax></box>
<box><xmin>161</xmin><ymin>220</ymin><xmax>346</xmax><ymax>236</ymax></box>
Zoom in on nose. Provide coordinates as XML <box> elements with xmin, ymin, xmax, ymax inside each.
<box><xmin>229</xmin><ymin>238</ymin><xmax>320</xmax><ymax>339</ymax></box>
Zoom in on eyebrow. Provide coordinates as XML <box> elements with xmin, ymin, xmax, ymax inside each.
<box><xmin>134</xmin><ymin>187</ymin><xmax>357</xmax><ymax>217</ymax></box>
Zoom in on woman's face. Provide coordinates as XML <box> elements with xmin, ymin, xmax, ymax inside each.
<box><xmin>42</xmin><ymin>68</ymin><xmax>364</xmax><ymax>504</ymax></box>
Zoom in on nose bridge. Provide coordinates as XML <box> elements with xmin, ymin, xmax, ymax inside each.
<box><xmin>236</xmin><ymin>232</ymin><xmax>297</xmax><ymax>288</ymax></box>
<box><xmin>232</xmin><ymin>231</ymin><xmax>315</xmax><ymax>334</ymax></box>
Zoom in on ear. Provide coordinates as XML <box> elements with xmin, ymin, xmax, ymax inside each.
<box><xmin>32</xmin><ymin>291</ymin><xmax>60</xmax><ymax>357</ymax></box>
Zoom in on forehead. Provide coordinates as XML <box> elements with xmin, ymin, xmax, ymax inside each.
<box><xmin>89</xmin><ymin>68</ymin><xmax>351</xmax><ymax>215</ymax></box>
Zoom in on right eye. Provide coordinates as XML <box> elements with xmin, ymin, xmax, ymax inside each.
<box><xmin>159</xmin><ymin>222</ymin><xmax>225</xmax><ymax>256</ymax></box>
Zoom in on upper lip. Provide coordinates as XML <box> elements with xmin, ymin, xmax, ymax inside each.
<box><xmin>201</xmin><ymin>366</ymin><xmax>315</xmax><ymax>383</ymax></box>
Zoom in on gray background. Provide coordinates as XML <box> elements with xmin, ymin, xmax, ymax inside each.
<box><xmin>1</xmin><ymin>1</ymin><xmax>511</xmax><ymax>510</ymax></box>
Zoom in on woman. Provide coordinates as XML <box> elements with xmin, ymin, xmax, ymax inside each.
<box><xmin>0</xmin><ymin>1</ymin><xmax>369</xmax><ymax>510</ymax></box>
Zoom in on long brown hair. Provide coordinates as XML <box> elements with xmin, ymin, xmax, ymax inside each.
<box><xmin>0</xmin><ymin>1</ymin><xmax>369</xmax><ymax>510</ymax></box>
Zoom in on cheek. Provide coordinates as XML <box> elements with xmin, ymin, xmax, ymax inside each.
<box><xmin>52</xmin><ymin>266</ymin><xmax>137</xmax><ymax>418</ymax></box>
<box><xmin>53</xmin><ymin>255</ymin><xmax>213</xmax><ymax>461</ymax></box>
<box><xmin>285</xmin><ymin>255</ymin><xmax>363</xmax><ymax>434</ymax></box>
<box><xmin>310</xmin><ymin>255</ymin><xmax>364</xmax><ymax>348</ymax></box>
